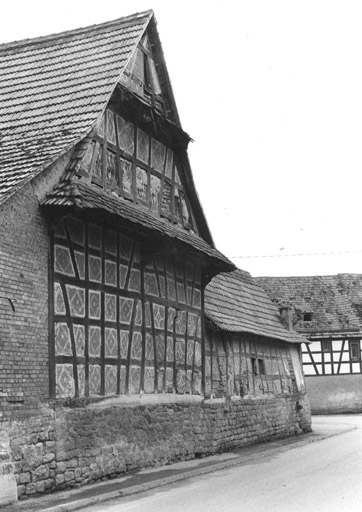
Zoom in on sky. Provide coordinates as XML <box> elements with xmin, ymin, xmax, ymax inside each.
<box><xmin>2</xmin><ymin>0</ymin><xmax>362</xmax><ymax>277</ymax></box>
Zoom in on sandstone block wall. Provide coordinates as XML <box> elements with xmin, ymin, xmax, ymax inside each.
<box><xmin>9</xmin><ymin>394</ymin><xmax>311</xmax><ymax>499</ymax></box>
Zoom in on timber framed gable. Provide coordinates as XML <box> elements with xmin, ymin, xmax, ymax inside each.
<box><xmin>77</xmin><ymin>104</ymin><xmax>198</xmax><ymax>233</ymax></box>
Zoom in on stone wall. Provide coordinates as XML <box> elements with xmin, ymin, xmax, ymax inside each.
<box><xmin>8</xmin><ymin>393</ymin><xmax>311</xmax><ymax>499</ymax></box>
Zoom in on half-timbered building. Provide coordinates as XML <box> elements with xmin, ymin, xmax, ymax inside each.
<box><xmin>0</xmin><ymin>11</ymin><xmax>311</xmax><ymax>504</ymax></box>
<box><xmin>205</xmin><ymin>270</ymin><xmax>309</xmax><ymax>403</ymax></box>
<box><xmin>257</xmin><ymin>274</ymin><xmax>362</xmax><ymax>414</ymax></box>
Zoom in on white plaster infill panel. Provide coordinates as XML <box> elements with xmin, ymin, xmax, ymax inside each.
<box><xmin>0</xmin><ymin>431</ymin><xmax>17</xmax><ymax>506</ymax></box>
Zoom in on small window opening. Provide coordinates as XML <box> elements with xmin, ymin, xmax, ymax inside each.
<box><xmin>303</xmin><ymin>312</ymin><xmax>313</xmax><ymax>322</ymax></box>
<box><xmin>258</xmin><ymin>359</ymin><xmax>265</xmax><ymax>375</ymax></box>
<box><xmin>321</xmin><ymin>340</ymin><xmax>332</xmax><ymax>353</ymax></box>
<box><xmin>251</xmin><ymin>357</ymin><xmax>258</xmax><ymax>375</ymax></box>
<box><xmin>251</xmin><ymin>358</ymin><xmax>265</xmax><ymax>375</ymax></box>
<box><xmin>350</xmin><ymin>340</ymin><xmax>360</xmax><ymax>361</ymax></box>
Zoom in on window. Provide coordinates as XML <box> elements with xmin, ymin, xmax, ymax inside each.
<box><xmin>321</xmin><ymin>340</ymin><xmax>332</xmax><ymax>352</ymax></box>
<box><xmin>303</xmin><ymin>312</ymin><xmax>313</xmax><ymax>322</ymax></box>
<box><xmin>251</xmin><ymin>358</ymin><xmax>265</xmax><ymax>375</ymax></box>
<box><xmin>258</xmin><ymin>359</ymin><xmax>265</xmax><ymax>375</ymax></box>
<box><xmin>251</xmin><ymin>358</ymin><xmax>258</xmax><ymax>375</ymax></box>
<box><xmin>350</xmin><ymin>340</ymin><xmax>360</xmax><ymax>361</ymax></box>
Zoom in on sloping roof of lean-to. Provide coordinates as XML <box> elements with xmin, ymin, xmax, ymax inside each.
<box><xmin>205</xmin><ymin>269</ymin><xmax>305</xmax><ymax>344</ymax></box>
<box><xmin>0</xmin><ymin>10</ymin><xmax>152</xmax><ymax>204</ymax></box>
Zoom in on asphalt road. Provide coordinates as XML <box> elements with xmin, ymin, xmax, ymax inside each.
<box><xmin>82</xmin><ymin>415</ymin><xmax>362</xmax><ymax>512</ymax></box>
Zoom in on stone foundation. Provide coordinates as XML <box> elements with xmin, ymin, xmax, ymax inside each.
<box><xmin>5</xmin><ymin>393</ymin><xmax>311</xmax><ymax>499</ymax></box>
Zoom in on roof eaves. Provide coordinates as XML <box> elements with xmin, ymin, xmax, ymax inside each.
<box><xmin>205</xmin><ymin>310</ymin><xmax>306</xmax><ymax>344</ymax></box>
<box><xmin>41</xmin><ymin>179</ymin><xmax>235</xmax><ymax>272</ymax></box>
<box><xmin>0</xmin><ymin>128</ymin><xmax>92</xmax><ymax>208</ymax></box>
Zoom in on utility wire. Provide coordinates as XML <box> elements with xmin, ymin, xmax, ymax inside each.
<box><xmin>229</xmin><ymin>249</ymin><xmax>362</xmax><ymax>259</ymax></box>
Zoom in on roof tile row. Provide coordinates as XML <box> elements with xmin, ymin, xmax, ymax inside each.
<box><xmin>256</xmin><ymin>274</ymin><xmax>362</xmax><ymax>335</ymax></box>
<box><xmin>205</xmin><ymin>270</ymin><xmax>304</xmax><ymax>344</ymax></box>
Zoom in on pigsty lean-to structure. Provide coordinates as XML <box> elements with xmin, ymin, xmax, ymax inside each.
<box><xmin>0</xmin><ymin>11</ymin><xmax>311</xmax><ymax>505</ymax></box>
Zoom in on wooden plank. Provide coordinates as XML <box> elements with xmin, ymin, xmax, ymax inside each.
<box><xmin>201</xmin><ymin>289</ymin><xmax>206</xmax><ymax>397</ymax></box>
<box><xmin>84</xmin><ymin>221</ymin><xmax>90</xmax><ymax>397</ymax></box>
<box><xmin>185</xmin><ymin>310</ymin><xmax>189</xmax><ymax>393</ymax></box>
<box><xmin>124</xmin><ymin>241</ymin><xmax>137</xmax><ymax>290</ymax></box>
<box><xmin>163</xmin><ymin>306</ymin><xmax>168</xmax><ymax>392</ymax></box>
<box><xmin>274</xmin><ymin>344</ymin><xmax>284</xmax><ymax>391</ymax></box>
<box><xmin>125</xmin><ymin>300</ymin><xmax>137</xmax><ymax>394</ymax></box>
<box><xmin>243</xmin><ymin>339</ymin><xmax>249</xmax><ymax>394</ymax></box>
<box><xmin>60</xmin><ymin>282</ymin><xmax>79</xmax><ymax>397</ymax></box>
<box><xmin>48</xmin><ymin>225</ymin><xmax>56</xmax><ymax>399</ymax></box>
<box><xmin>260</xmin><ymin>342</ymin><xmax>269</xmax><ymax>394</ymax></box>
<box><xmin>64</xmin><ymin>219</ymin><xmax>80</xmax><ymax>280</ymax></box>
<box><xmin>248</xmin><ymin>339</ymin><xmax>255</xmax><ymax>395</ymax></box>
<box><xmin>305</xmin><ymin>343</ymin><xmax>319</xmax><ymax>376</ymax></box>
<box><xmin>100</xmin><ymin>228</ymin><xmax>105</xmax><ymax>396</ymax></box>
<box><xmin>149</xmin><ymin>300</ymin><xmax>158</xmax><ymax>393</ymax></box>
<box><xmin>116</xmin><ymin>232</ymin><xmax>121</xmax><ymax>395</ymax></box>
<box><xmin>140</xmin><ymin>254</ymin><xmax>146</xmax><ymax>393</ymax></box>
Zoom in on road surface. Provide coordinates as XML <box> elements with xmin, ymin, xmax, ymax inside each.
<box><xmin>82</xmin><ymin>415</ymin><xmax>362</xmax><ymax>512</ymax></box>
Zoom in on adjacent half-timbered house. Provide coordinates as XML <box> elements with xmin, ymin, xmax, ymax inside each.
<box><xmin>205</xmin><ymin>270</ymin><xmax>310</xmax><ymax>437</ymax></box>
<box><xmin>257</xmin><ymin>274</ymin><xmax>362</xmax><ymax>414</ymax></box>
<box><xmin>0</xmin><ymin>11</ymin><xmax>310</xmax><ymax>504</ymax></box>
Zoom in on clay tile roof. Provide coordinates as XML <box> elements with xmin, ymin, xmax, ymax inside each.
<box><xmin>256</xmin><ymin>274</ymin><xmax>362</xmax><ymax>335</ymax></box>
<box><xmin>0</xmin><ymin>10</ymin><xmax>152</xmax><ymax>204</ymax></box>
<box><xmin>205</xmin><ymin>269</ymin><xmax>304</xmax><ymax>344</ymax></box>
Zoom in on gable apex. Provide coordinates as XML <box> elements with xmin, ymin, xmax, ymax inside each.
<box><xmin>118</xmin><ymin>17</ymin><xmax>181</xmax><ymax>127</ymax></box>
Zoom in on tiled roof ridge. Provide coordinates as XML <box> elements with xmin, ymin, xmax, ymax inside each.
<box><xmin>257</xmin><ymin>273</ymin><xmax>362</xmax><ymax>279</ymax></box>
<box><xmin>0</xmin><ymin>9</ymin><xmax>153</xmax><ymax>52</ymax></box>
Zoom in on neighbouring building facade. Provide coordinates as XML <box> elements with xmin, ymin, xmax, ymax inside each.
<box><xmin>0</xmin><ymin>11</ymin><xmax>311</xmax><ymax>505</ymax></box>
<box><xmin>257</xmin><ymin>274</ymin><xmax>362</xmax><ymax>414</ymax></box>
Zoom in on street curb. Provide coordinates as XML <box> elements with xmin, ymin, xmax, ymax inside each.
<box><xmin>37</xmin><ymin>426</ymin><xmax>356</xmax><ymax>512</ymax></box>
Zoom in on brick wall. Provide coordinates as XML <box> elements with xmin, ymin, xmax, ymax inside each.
<box><xmin>0</xmin><ymin>152</ymin><xmax>71</xmax><ymax>419</ymax></box>
<box><xmin>0</xmin><ymin>185</ymin><xmax>50</xmax><ymax>418</ymax></box>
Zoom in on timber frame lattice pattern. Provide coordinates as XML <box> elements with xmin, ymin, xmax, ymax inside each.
<box><xmin>79</xmin><ymin>108</ymin><xmax>197</xmax><ymax>232</ymax></box>
<box><xmin>205</xmin><ymin>332</ymin><xmax>298</xmax><ymax>398</ymax></box>
<box><xmin>51</xmin><ymin>215</ymin><xmax>203</xmax><ymax>399</ymax></box>
<box><xmin>302</xmin><ymin>338</ymin><xmax>362</xmax><ymax>376</ymax></box>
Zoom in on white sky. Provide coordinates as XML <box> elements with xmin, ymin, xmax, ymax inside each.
<box><xmin>2</xmin><ymin>0</ymin><xmax>362</xmax><ymax>277</ymax></box>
